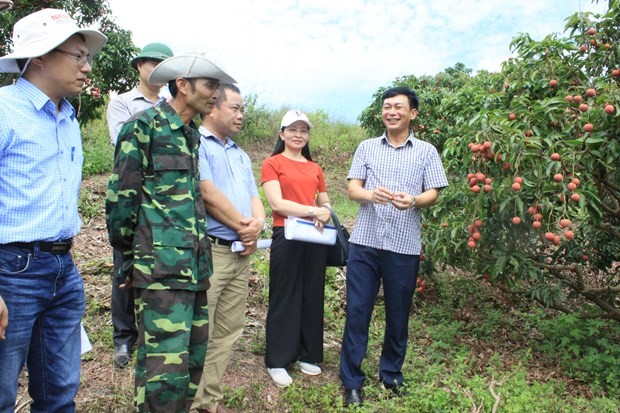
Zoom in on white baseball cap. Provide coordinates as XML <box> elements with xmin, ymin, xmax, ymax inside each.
<box><xmin>0</xmin><ymin>8</ymin><xmax>107</xmax><ymax>73</ymax></box>
<box><xmin>149</xmin><ymin>54</ymin><xmax>236</xmax><ymax>85</ymax></box>
<box><xmin>280</xmin><ymin>110</ymin><xmax>313</xmax><ymax>130</ymax></box>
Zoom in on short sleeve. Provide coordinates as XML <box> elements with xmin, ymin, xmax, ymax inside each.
<box><xmin>347</xmin><ymin>140</ymin><xmax>368</xmax><ymax>181</ymax></box>
<box><xmin>423</xmin><ymin>146</ymin><xmax>449</xmax><ymax>191</ymax></box>
<box><xmin>261</xmin><ymin>156</ymin><xmax>279</xmax><ymax>184</ymax></box>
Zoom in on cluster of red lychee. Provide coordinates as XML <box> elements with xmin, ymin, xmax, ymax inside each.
<box><xmin>467</xmin><ymin>172</ymin><xmax>492</xmax><ymax>193</ymax></box>
<box><xmin>83</xmin><ymin>78</ymin><xmax>101</xmax><ymax>99</ymax></box>
<box><xmin>466</xmin><ymin>220</ymin><xmax>483</xmax><ymax>248</ymax></box>
<box><xmin>415</xmin><ymin>278</ymin><xmax>427</xmax><ymax>293</ymax></box>
<box><xmin>468</xmin><ymin>140</ymin><xmax>496</xmax><ymax>162</ymax></box>
<box><xmin>564</xmin><ymin>87</ymin><xmax>615</xmax><ymax>132</ymax></box>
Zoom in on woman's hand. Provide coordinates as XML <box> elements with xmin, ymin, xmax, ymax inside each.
<box><xmin>313</xmin><ymin>206</ymin><xmax>331</xmax><ymax>224</ymax></box>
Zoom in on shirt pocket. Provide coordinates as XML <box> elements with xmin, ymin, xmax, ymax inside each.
<box><xmin>152</xmin><ymin>153</ymin><xmax>192</xmax><ymax>197</ymax></box>
<box><xmin>151</xmin><ymin>225</ymin><xmax>194</xmax><ymax>279</ymax></box>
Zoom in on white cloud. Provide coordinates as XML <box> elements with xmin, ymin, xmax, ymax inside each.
<box><xmin>106</xmin><ymin>0</ymin><xmax>608</xmax><ymax>123</ymax></box>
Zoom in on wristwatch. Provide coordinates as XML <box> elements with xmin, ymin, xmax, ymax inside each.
<box><xmin>308</xmin><ymin>207</ymin><xmax>315</xmax><ymax>217</ymax></box>
<box><xmin>258</xmin><ymin>218</ymin><xmax>270</xmax><ymax>232</ymax></box>
<box><xmin>409</xmin><ymin>195</ymin><xmax>418</xmax><ymax>209</ymax></box>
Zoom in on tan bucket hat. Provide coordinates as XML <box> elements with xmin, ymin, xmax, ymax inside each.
<box><xmin>149</xmin><ymin>54</ymin><xmax>236</xmax><ymax>85</ymax></box>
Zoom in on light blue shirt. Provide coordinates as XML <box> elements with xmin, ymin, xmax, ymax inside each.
<box><xmin>0</xmin><ymin>78</ymin><xmax>83</xmax><ymax>243</ymax></box>
<box><xmin>198</xmin><ymin>126</ymin><xmax>258</xmax><ymax>240</ymax></box>
<box><xmin>347</xmin><ymin>132</ymin><xmax>448</xmax><ymax>255</ymax></box>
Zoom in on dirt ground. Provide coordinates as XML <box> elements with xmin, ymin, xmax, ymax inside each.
<box><xmin>15</xmin><ymin>173</ymin><xmax>340</xmax><ymax>412</ymax></box>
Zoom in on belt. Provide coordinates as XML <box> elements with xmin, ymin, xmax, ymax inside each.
<box><xmin>6</xmin><ymin>239</ymin><xmax>73</xmax><ymax>254</ymax></box>
<box><xmin>208</xmin><ymin>236</ymin><xmax>236</xmax><ymax>247</ymax></box>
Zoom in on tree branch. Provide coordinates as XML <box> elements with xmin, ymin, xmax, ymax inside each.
<box><xmin>598</xmin><ymin>222</ymin><xmax>620</xmax><ymax>240</ymax></box>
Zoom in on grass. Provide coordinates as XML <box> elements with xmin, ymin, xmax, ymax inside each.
<box><xmin>81</xmin><ymin>116</ymin><xmax>114</xmax><ymax>179</ymax></box>
<box><xmin>72</xmin><ymin>102</ymin><xmax>620</xmax><ymax>412</ymax></box>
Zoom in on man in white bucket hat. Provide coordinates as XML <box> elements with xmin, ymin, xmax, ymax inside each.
<box><xmin>106</xmin><ymin>54</ymin><xmax>236</xmax><ymax>412</ymax></box>
<box><xmin>0</xmin><ymin>8</ymin><xmax>106</xmax><ymax>413</ymax></box>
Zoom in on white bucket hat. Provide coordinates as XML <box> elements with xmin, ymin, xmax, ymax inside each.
<box><xmin>281</xmin><ymin>110</ymin><xmax>313</xmax><ymax>130</ymax></box>
<box><xmin>0</xmin><ymin>0</ymin><xmax>14</xmax><ymax>12</ymax></box>
<box><xmin>0</xmin><ymin>8</ymin><xmax>107</xmax><ymax>73</ymax></box>
<box><xmin>149</xmin><ymin>54</ymin><xmax>237</xmax><ymax>85</ymax></box>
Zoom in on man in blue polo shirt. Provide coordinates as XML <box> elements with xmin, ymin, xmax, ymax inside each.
<box><xmin>0</xmin><ymin>8</ymin><xmax>106</xmax><ymax>412</ymax></box>
<box><xmin>192</xmin><ymin>83</ymin><xmax>266</xmax><ymax>413</ymax></box>
<box><xmin>339</xmin><ymin>86</ymin><xmax>448</xmax><ymax>407</ymax></box>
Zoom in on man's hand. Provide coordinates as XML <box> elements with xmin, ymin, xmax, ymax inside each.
<box><xmin>0</xmin><ymin>295</ymin><xmax>8</xmax><ymax>340</ymax></box>
<box><xmin>120</xmin><ymin>278</ymin><xmax>133</xmax><ymax>289</ymax></box>
<box><xmin>391</xmin><ymin>192</ymin><xmax>415</xmax><ymax>210</ymax></box>
<box><xmin>237</xmin><ymin>217</ymin><xmax>263</xmax><ymax>245</ymax></box>
<box><xmin>239</xmin><ymin>243</ymin><xmax>257</xmax><ymax>257</ymax></box>
<box><xmin>371</xmin><ymin>186</ymin><xmax>395</xmax><ymax>205</ymax></box>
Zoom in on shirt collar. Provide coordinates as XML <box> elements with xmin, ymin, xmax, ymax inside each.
<box><xmin>155</xmin><ymin>100</ymin><xmax>188</xmax><ymax>130</ymax></box>
<box><xmin>16</xmin><ymin>77</ymin><xmax>76</xmax><ymax>120</ymax></box>
<box><xmin>380</xmin><ymin>130</ymin><xmax>415</xmax><ymax>147</ymax></box>
<box><xmin>198</xmin><ymin>125</ymin><xmax>237</xmax><ymax>148</ymax></box>
<box><xmin>127</xmin><ymin>87</ymin><xmax>166</xmax><ymax>103</ymax></box>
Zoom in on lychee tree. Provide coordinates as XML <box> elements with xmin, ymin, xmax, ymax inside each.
<box><xmin>361</xmin><ymin>1</ymin><xmax>619</xmax><ymax>321</ymax></box>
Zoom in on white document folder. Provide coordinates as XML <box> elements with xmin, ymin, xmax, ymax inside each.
<box><xmin>231</xmin><ymin>239</ymin><xmax>272</xmax><ymax>252</ymax></box>
<box><xmin>284</xmin><ymin>216</ymin><xmax>337</xmax><ymax>245</ymax></box>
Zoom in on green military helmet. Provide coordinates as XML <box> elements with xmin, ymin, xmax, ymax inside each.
<box><xmin>130</xmin><ymin>42</ymin><xmax>174</xmax><ymax>69</ymax></box>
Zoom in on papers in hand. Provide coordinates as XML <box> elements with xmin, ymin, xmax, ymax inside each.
<box><xmin>81</xmin><ymin>323</ymin><xmax>92</xmax><ymax>355</ymax></box>
<box><xmin>231</xmin><ymin>239</ymin><xmax>272</xmax><ymax>252</ymax></box>
<box><xmin>284</xmin><ymin>216</ymin><xmax>337</xmax><ymax>245</ymax></box>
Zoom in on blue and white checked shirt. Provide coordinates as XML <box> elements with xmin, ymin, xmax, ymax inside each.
<box><xmin>198</xmin><ymin>126</ymin><xmax>259</xmax><ymax>240</ymax></box>
<box><xmin>347</xmin><ymin>132</ymin><xmax>448</xmax><ymax>255</ymax></box>
<box><xmin>0</xmin><ymin>78</ymin><xmax>83</xmax><ymax>244</ymax></box>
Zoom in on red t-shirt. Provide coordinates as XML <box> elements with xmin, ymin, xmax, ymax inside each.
<box><xmin>261</xmin><ymin>153</ymin><xmax>327</xmax><ymax>227</ymax></box>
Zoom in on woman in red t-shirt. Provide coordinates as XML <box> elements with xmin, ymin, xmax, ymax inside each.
<box><xmin>260</xmin><ymin>110</ymin><xmax>332</xmax><ymax>388</ymax></box>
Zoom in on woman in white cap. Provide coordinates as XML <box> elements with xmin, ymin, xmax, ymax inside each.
<box><xmin>0</xmin><ymin>8</ymin><xmax>106</xmax><ymax>412</ymax></box>
<box><xmin>260</xmin><ymin>110</ymin><xmax>333</xmax><ymax>387</ymax></box>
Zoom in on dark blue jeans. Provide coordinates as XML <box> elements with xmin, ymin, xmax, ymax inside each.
<box><xmin>340</xmin><ymin>243</ymin><xmax>419</xmax><ymax>390</ymax></box>
<box><xmin>0</xmin><ymin>244</ymin><xmax>85</xmax><ymax>413</ymax></box>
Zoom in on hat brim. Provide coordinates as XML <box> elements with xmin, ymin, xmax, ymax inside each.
<box><xmin>130</xmin><ymin>54</ymin><xmax>165</xmax><ymax>70</ymax></box>
<box><xmin>0</xmin><ymin>28</ymin><xmax>107</xmax><ymax>73</ymax></box>
<box><xmin>0</xmin><ymin>1</ymin><xmax>13</xmax><ymax>12</ymax></box>
<box><xmin>148</xmin><ymin>54</ymin><xmax>236</xmax><ymax>85</ymax></box>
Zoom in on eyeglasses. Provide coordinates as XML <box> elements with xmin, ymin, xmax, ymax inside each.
<box><xmin>51</xmin><ymin>48</ymin><xmax>92</xmax><ymax>67</ymax></box>
<box><xmin>285</xmin><ymin>127</ymin><xmax>309</xmax><ymax>136</ymax></box>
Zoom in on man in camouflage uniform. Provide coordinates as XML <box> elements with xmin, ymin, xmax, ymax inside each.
<box><xmin>106</xmin><ymin>54</ymin><xmax>236</xmax><ymax>413</ymax></box>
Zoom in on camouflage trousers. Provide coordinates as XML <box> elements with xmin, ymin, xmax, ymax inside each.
<box><xmin>134</xmin><ymin>288</ymin><xmax>209</xmax><ymax>413</ymax></box>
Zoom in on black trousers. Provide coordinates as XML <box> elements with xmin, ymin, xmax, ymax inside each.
<box><xmin>112</xmin><ymin>248</ymin><xmax>137</xmax><ymax>348</ymax></box>
<box><xmin>265</xmin><ymin>227</ymin><xmax>328</xmax><ymax>368</ymax></box>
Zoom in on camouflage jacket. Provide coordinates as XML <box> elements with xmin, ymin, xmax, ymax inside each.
<box><xmin>106</xmin><ymin>101</ymin><xmax>212</xmax><ymax>291</ymax></box>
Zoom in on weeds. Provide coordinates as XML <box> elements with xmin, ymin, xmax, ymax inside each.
<box><xmin>70</xmin><ymin>101</ymin><xmax>620</xmax><ymax>412</ymax></box>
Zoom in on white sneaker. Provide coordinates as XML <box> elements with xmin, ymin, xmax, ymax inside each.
<box><xmin>267</xmin><ymin>368</ymin><xmax>293</xmax><ymax>387</ymax></box>
<box><xmin>295</xmin><ymin>361</ymin><xmax>322</xmax><ymax>376</ymax></box>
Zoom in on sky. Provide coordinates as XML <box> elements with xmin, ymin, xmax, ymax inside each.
<box><xmin>107</xmin><ymin>0</ymin><xmax>608</xmax><ymax>123</ymax></box>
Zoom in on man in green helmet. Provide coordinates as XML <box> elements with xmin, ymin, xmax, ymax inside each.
<box><xmin>106</xmin><ymin>42</ymin><xmax>174</xmax><ymax>368</ymax></box>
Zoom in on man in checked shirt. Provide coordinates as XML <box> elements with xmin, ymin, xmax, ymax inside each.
<box><xmin>339</xmin><ymin>86</ymin><xmax>448</xmax><ymax>407</ymax></box>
